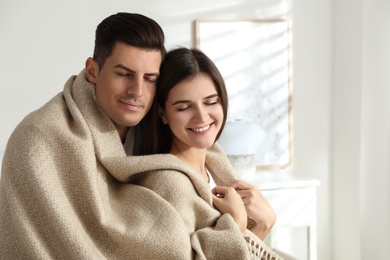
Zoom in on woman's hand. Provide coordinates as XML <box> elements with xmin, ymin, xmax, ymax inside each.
<box><xmin>231</xmin><ymin>180</ymin><xmax>277</xmax><ymax>240</ymax></box>
<box><xmin>212</xmin><ymin>186</ymin><xmax>247</xmax><ymax>233</ymax></box>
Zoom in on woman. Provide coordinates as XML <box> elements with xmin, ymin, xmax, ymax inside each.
<box><xmin>136</xmin><ymin>47</ymin><xmax>280</xmax><ymax>259</ymax></box>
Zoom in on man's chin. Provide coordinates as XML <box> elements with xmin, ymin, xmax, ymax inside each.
<box><xmin>125</xmin><ymin>119</ymin><xmax>143</xmax><ymax>127</ymax></box>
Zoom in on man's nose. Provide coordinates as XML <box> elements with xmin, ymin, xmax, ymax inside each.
<box><xmin>127</xmin><ymin>77</ymin><xmax>143</xmax><ymax>97</ymax></box>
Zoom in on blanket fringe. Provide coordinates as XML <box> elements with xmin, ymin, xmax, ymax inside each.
<box><xmin>244</xmin><ymin>235</ymin><xmax>282</xmax><ymax>260</ymax></box>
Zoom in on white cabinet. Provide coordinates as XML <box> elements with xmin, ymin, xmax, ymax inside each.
<box><xmin>245</xmin><ymin>172</ymin><xmax>320</xmax><ymax>260</ymax></box>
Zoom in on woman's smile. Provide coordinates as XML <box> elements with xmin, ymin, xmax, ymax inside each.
<box><xmin>190</xmin><ymin>124</ymin><xmax>211</xmax><ymax>133</ymax></box>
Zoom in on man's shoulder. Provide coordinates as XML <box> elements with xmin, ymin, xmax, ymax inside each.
<box><xmin>10</xmin><ymin>92</ymin><xmax>68</xmax><ymax>139</ymax></box>
<box><xmin>34</xmin><ymin>92</ymin><xmax>67</xmax><ymax>119</ymax></box>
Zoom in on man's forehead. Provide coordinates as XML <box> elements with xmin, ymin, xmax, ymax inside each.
<box><xmin>108</xmin><ymin>44</ymin><xmax>162</xmax><ymax>73</ymax></box>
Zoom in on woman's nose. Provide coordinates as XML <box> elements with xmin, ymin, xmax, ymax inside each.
<box><xmin>194</xmin><ymin>106</ymin><xmax>209</xmax><ymax>122</ymax></box>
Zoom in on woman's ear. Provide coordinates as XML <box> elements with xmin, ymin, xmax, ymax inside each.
<box><xmin>158</xmin><ymin>106</ymin><xmax>168</xmax><ymax>124</ymax></box>
<box><xmin>85</xmin><ymin>57</ymin><xmax>99</xmax><ymax>84</ymax></box>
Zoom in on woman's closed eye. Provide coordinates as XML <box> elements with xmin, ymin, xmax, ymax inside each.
<box><xmin>205</xmin><ymin>97</ymin><xmax>220</xmax><ymax>106</ymax></box>
<box><xmin>172</xmin><ymin>95</ymin><xmax>220</xmax><ymax>112</ymax></box>
<box><xmin>176</xmin><ymin>105</ymin><xmax>190</xmax><ymax>111</ymax></box>
<box><xmin>206</xmin><ymin>100</ymin><xmax>218</xmax><ymax>105</ymax></box>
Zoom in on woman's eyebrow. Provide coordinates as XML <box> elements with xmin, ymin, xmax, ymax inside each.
<box><xmin>205</xmin><ymin>93</ymin><xmax>219</xmax><ymax>99</ymax></box>
<box><xmin>171</xmin><ymin>93</ymin><xmax>219</xmax><ymax>106</ymax></box>
<box><xmin>171</xmin><ymin>100</ymin><xmax>190</xmax><ymax>106</ymax></box>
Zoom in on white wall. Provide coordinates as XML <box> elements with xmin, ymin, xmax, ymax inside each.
<box><xmin>332</xmin><ymin>0</ymin><xmax>363</xmax><ymax>258</ymax></box>
<box><xmin>333</xmin><ymin>0</ymin><xmax>390</xmax><ymax>259</ymax></box>
<box><xmin>7</xmin><ymin>0</ymin><xmax>385</xmax><ymax>259</ymax></box>
<box><xmin>360</xmin><ymin>0</ymin><xmax>390</xmax><ymax>257</ymax></box>
<box><xmin>291</xmin><ymin>1</ymin><xmax>333</xmax><ymax>258</ymax></box>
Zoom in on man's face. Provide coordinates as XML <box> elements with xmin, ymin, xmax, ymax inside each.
<box><xmin>87</xmin><ymin>42</ymin><xmax>162</xmax><ymax>138</ymax></box>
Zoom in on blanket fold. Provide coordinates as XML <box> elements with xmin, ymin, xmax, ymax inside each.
<box><xmin>0</xmin><ymin>70</ymin><xmax>280</xmax><ymax>259</ymax></box>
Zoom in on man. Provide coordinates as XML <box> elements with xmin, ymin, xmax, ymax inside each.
<box><xmin>0</xmin><ymin>12</ymin><xmax>166</xmax><ymax>258</ymax></box>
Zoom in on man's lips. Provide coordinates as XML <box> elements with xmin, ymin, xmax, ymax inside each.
<box><xmin>119</xmin><ymin>99</ymin><xmax>143</xmax><ymax>111</ymax></box>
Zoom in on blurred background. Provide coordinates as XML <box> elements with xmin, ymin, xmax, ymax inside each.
<box><xmin>1</xmin><ymin>0</ymin><xmax>389</xmax><ymax>259</ymax></box>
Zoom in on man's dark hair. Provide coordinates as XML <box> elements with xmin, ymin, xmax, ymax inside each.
<box><xmin>93</xmin><ymin>12</ymin><xmax>166</xmax><ymax>69</ymax></box>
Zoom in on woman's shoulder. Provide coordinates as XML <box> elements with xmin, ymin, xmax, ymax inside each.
<box><xmin>133</xmin><ymin>157</ymin><xmax>213</xmax><ymax>201</ymax></box>
<box><xmin>206</xmin><ymin>143</ymin><xmax>237</xmax><ymax>186</ymax></box>
<box><xmin>136</xmin><ymin>163</ymin><xmax>194</xmax><ymax>189</ymax></box>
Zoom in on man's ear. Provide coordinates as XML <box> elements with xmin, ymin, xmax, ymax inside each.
<box><xmin>158</xmin><ymin>106</ymin><xmax>168</xmax><ymax>124</ymax></box>
<box><xmin>85</xmin><ymin>57</ymin><xmax>99</xmax><ymax>84</ymax></box>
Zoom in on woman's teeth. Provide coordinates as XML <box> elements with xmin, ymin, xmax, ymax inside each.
<box><xmin>192</xmin><ymin>124</ymin><xmax>210</xmax><ymax>133</ymax></box>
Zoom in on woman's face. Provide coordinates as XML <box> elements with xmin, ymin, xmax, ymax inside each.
<box><xmin>162</xmin><ymin>73</ymin><xmax>224</xmax><ymax>152</ymax></box>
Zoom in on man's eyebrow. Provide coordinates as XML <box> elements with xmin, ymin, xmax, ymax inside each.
<box><xmin>113</xmin><ymin>64</ymin><xmax>159</xmax><ymax>77</ymax></box>
<box><xmin>113</xmin><ymin>64</ymin><xmax>133</xmax><ymax>72</ymax></box>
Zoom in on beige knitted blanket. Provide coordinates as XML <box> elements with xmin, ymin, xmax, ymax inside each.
<box><xmin>0</xmin><ymin>70</ymin><xmax>281</xmax><ymax>259</ymax></box>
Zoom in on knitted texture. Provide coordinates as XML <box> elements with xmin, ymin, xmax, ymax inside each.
<box><xmin>0</xmin><ymin>70</ymin><xmax>281</xmax><ymax>260</ymax></box>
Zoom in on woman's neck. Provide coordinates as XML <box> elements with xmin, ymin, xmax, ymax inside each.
<box><xmin>170</xmin><ymin>146</ymin><xmax>208</xmax><ymax>181</ymax></box>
